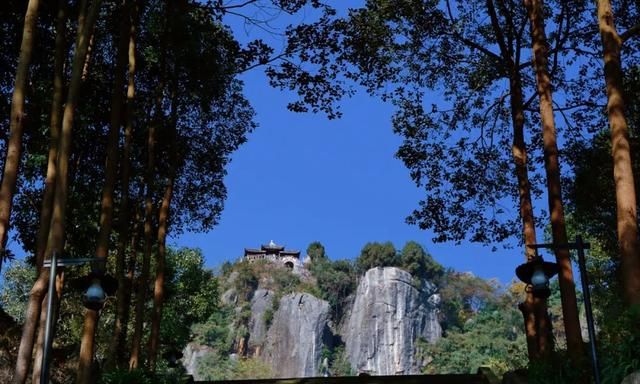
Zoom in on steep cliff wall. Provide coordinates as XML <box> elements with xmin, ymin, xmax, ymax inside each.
<box><xmin>262</xmin><ymin>292</ymin><xmax>332</xmax><ymax>378</ymax></box>
<box><xmin>342</xmin><ymin>267</ymin><xmax>441</xmax><ymax>375</ymax></box>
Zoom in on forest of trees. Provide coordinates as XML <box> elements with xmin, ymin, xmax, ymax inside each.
<box><xmin>0</xmin><ymin>0</ymin><xmax>638</xmax><ymax>383</ymax></box>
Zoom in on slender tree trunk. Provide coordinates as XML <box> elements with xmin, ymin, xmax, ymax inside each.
<box><xmin>0</xmin><ymin>0</ymin><xmax>41</xmax><ymax>274</ymax></box>
<box><xmin>128</xmin><ymin>124</ymin><xmax>157</xmax><ymax>371</ymax></box>
<box><xmin>35</xmin><ymin>0</ymin><xmax>66</xmax><ymax>272</ymax></box>
<box><xmin>13</xmin><ymin>1</ymin><xmax>103</xmax><ymax>382</ymax></box>
<box><xmin>524</xmin><ymin>0</ymin><xmax>584</xmax><ymax>362</ymax></box>
<box><xmin>509</xmin><ymin>72</ymin><xmax>546</xmax><ymax>360</ymax></box>
<box><xmin>148</xmin><ymin>86</ymin><xmax>178</xmax><ymax>371</ymax></box>
<box><xmin>13</xmin><ymin>2</ymin><xmax>102</xmax><ymax>383</ymax></box>
<box><xmin>120</xmin><ymin>203</ymin><xmax>141</xmax><ymax>366</ymax></box>
<box><xmin>484</xmin><ymin>0</ymin><xmax>552</xmax><ymax>360</ymax></box>
<box><xmin>30</xmin><ymin>272</ymin><xmax>64</xmax><ymax>384</ymax></box>
<box><xmin>597</xmin><ymin>0</ymin><xmax>640</xmax><ymax>306</ymax></box>
<box><xmin>28</xmin><ymin>4</ymin><xmax>67</xmax><ymax>374</ymax></box>
<box><xmin>106</xmin><ymin>1</ymin><xmax>138</xmax><ymax>369</ymax></box>
<box><xmin>129</xmin><ymin>3</ymin><xmax>167</xmax><ymax>368</ymax></box>
<box><xmin>76</xmin><ymin>2</ymin><xmax>129</xmax><ymax>382</ymax></box>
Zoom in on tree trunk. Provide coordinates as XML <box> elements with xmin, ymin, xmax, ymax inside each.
<box><xmin>148</xmin><ymin>84</ymin><xmax>178</xmax><ymax>371</ymax></box>
<box><xmin>30</xmin><ymin>272</ymin><xmax>64</xmax><ymax>384</ymax></box>
<box><xmin>106</xmin><ymin>0</ymin><xmax>138</xmax><ymax>369</ymax></box>
<box><xmin>76</xmin><ymin>2</ymin><xmax>128</xmax><ymax>382</ymax></box>
<box><xmin>484</xmin><ymin>0</ymin><xmax>552</xmax><ymax>360</ymax></box>
<box><xmin>129</xmin><ymin>2</ymin><xmax>167</xmax><ymax>368</ymax></box>
<box><xmin>28</xmin><ymin>3</ymin><xmax>66</xmax><ymax>375</ymax></box>
<box><xmin>597</xmin><ymin>0</ymin><xmax>640</xmax><ymax>306</ymax></box>
<box><xmin>13</xmin><ymin>1</ymin><xmax>102</xmax><ymax>382</ymax></box>
<box><xmin>0</xmin><ymin>0</ymin><xmax>41</xmax><ymax>274</ymax></box>
<box><xmin>128</xmin><ymin>124</ymin><xmax>157</xmax><ymax>371</ymax></box>
<box><xmin>524</xmin><ymin>0</ymin><xmax>584</xmax><ymax>362</ymax></box>
<box><xmin>35</xmin><ymin>0</ymin><xmax>65</xmax><ymax>271</ymax></box>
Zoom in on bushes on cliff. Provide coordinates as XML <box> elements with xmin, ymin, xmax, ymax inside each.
<box><xmin>309</xmin><ymin>257</ymin><xmax>357</xmax><ymax>319</ymax></box>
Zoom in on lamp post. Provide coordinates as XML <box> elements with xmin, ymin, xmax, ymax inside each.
<box><xmin>40</xmin><ymin>252</ymin><xmax>114</xmax><ymax>384</ymax></box>
<box><xmin>516</xmin><ymin>235</ymin><xmax>600</xmax><ymax>384</ymax></box>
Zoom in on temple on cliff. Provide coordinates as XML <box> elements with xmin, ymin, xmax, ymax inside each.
<box><xmin>244</xmin><ymin>240</ymin><xmax>302</xmax><ymax>270</ymax></box>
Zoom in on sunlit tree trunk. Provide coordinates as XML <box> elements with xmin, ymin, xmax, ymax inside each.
<box><xmin>148</xmin><ymin>84</ymin><xmax>178</xmax><ymax>371</ymax></box>
<box><xmin>129</xmin><ymin>2</ymin><xmax>168</xmax><ymax>368</ymax></box>
<box><xmin>30</xmin><ymin>272</ymin><xmax>64</xmax><ymax>384</ymax></box>
<box><xmin>524</xmin><ymin>0</ymin><xmax>584</xmax><ymax>362</ymax></box>
<box><xmin>76</xmin><ymin>2</ymin><xmax>129</xmax><ymax>382</ymax></box>
<box><xmin>13</xmin><ymin>1</ymin><xmax>102</xmax><ymax>383</ymax></box>
<box><xmin>597</xmin><ymin>0</ymin><xmax>640</xmax><ymax>306</ymax></box>
<box><xmin>35</xmin><ymin>0</ymin><xmax>65</xmax><ymax>271</ymax></box>
<box><xmin>0</xmin><ymin>0</ymin><xmax>41</xmax><ymax>274</ymax></box>
<box><xmin>28</xmin><ymin>3</ymin><xmax>67</xmax><ymax>375</ymax></box>
<box><xmin>106</xmin><ymin>1</ymin><xmax>138</xmax><ymax>369</ymax></box>
<box><xmin>484</xmin><ymin>0</ymin><xmax>552</xmax><ymax>360</ymax></box>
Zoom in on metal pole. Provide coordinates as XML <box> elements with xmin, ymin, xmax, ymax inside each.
<box><xmin>40</xmin><ymin>251</ymin><xmax>57</xmax><ymax>384</ymax></box>
<box><xmin>576</xmin><ymin>236</ymin><xmax>600</xmax><ymax>384</ymax></box>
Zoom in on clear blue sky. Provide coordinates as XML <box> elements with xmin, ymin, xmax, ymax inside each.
<box><xmin>173</xmin><ymin>1</ymin><xmax>531</xmax><ymax>284</ymax></box>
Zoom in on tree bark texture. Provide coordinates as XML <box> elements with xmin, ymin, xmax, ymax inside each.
<box><xmin>13</xmin><ymin>2</ymin><xmax>102</xmax><ymax>383</ymax></box>
<box><xmin>0</xmin><ymin>0</ymin><xmax>41</xmax><ymax>273</ymax></box>
<box><xmin>35</xmin><ymin>0</ymin><xmax>66</xmax><ymax>272</ymax></box>
<box><xmin>129</xmin><ymin>3</ymin><xmax>167</xmax><ymax>368</ymax></box>
<box><xmin>30</xmin><ymin>272</ymin><xmax>64</xmax><ymax>384</ymax></box>
<box><xmin>148</xmin><ymin>85</ymin><xmax>178</xmax><ymax>371</ymax></box>
<box><xmin>76</xmin><ymin>2</ymin><xmax>129</xmax><ymax>382</ymax></box>
<box><xmin>106</xmin><ymin>0</ymin><xmax>138</xmax><ymax>369</ymax></box>
<box><xmin>524</xmin><ymin>0</ymin><xmax>584</xmax><ymax>361</ymax></box>
<box><xmin>485</xmin><ymin>0</ymin><xmax>552</xmax><ymax>360</ymax></box>
<box><xmin>597</xmin><ymin>0</ymin><xmax>640</xmax><ymax>306</ymax></box>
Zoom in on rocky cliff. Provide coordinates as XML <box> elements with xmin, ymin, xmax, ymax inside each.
<box><xmin>262</xmin><ymin>292</ymin><xmax>332</xmax><ymax>377</ymax></box>
<box><xmin>183</xmin><ymin>265</ymin><xmax>441</xmax><ymax>378</ymax></box>
<box><xmin>342</xmin><ymin>267</ymin><xmax>441</xmax><ymax>375</ymax></box>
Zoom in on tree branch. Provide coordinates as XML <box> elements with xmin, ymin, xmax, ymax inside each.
<box><xmin>621</xmin><ymin>23</ymin><xmax>640</xmax><ymax>42</ymax></box>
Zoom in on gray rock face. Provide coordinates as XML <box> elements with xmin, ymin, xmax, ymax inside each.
<box><xmin>248</xmin><ymin>289</ymin><xmax>275</xmax><ymax>352</ymax></box>
<box><xmin>182</xmin><ymin>343</ymin><xmax>214</xmax><ymax>381</ymax></box>
<box><xmin>262</xmin><ymin>292</ymin><xmax>331</xmax><ymax>378</ymax></box>
<box><xmin>343</xmin><ymin>267</ymin><xmax>441</xmax><ymax>375</ymax></box>
<box><xmin>623</xmin><ymin>371</ymin><xmax>640</xmax><ymax>384</ymax></box>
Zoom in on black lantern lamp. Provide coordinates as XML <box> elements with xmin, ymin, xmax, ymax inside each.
<box><xmin>70</xmin><ymin>271</ymin><xmax>118</xmax><ymax>310</ymax></box>
<box><xmin>162</xmin><ymin>348</ymin><xmax>184</xmax><ymax>368</ymax></box>
<box><xmin>515</xmin><ymin>256</ymin><xmax>559</xmax><ymax>298</ymax></box>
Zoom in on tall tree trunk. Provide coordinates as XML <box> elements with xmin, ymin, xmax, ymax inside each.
<box><xmin>30</xmin><ymin>4</ymin><xmax>67</xmax><ymax>374</ymax></box>
<box><xmin>597</xmin><ymin>0</ymin><xmax>640</xmax><ymax>306</ymax></box>
<box><xmin>129</xmin><ymin>3</ymin><xmax>167</xmax><ymax>368</ymax></box>
<box><xmin>13</xmin><ymin>2</ymin><xmax>102</xmax><ymax>383</ymax></box>
<box><xmin>510</xmin><ymin>71</ymin><xmax>548</xmax><ymax>360</ymax></box>
<box><xmin>128</xmin><ymin>122</ymin><xmax>158</xmax><ymax>371</ymax></box>
<box><xmin>106</xmin><ymin>0</ymin><xmax>138</xmax><ymax>369</ymax></box>
<box><xmin>0</xmin><ymin>0</ymin><xmax>41</xmax><ymax>274</ymax></box>
<box><xmin>35</xmin><ymin>0</ymin><xmax>66</xmax><ymax>271</ymax></box>
<box><xmin>148</xmin><ymin>85</ymin><xmax>178</xmax><ymax>371</ymax></box>
<box><xmin>524</xmin><ymin>0</ymin><xmax>584</xmax><ymax>362</ymax></box>
<box><xmin>30</xmin><ymin>272</ymin><xmax>64</xmax><ymax>384</ymax></box>
<box><xmin>76</xmin><ymin>2</ymin><xmax>129</xmax><ymax>382</ymax></box>
<box><xmin>484</xmin><ymin>0</ymin><xmax>551</xmax><ymax>360</ymax></box>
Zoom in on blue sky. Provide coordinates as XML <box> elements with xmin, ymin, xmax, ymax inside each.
<box><xmin>173</xmin><ymin>1</ymin><xmax>529</xmax><ymax>284</ymax></box>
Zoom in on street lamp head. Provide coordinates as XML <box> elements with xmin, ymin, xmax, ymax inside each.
<box><xmin>162</xmin><ymin>349</ymin><xmax>184</xmax><ymax>368</ymax></box>
<box><xmin>516</xmin><ymin>256</ymin><xmax>559</xmax><ymax>299</ymax></box>
<box><xmin>83</xmin><ymin>278</ymin><xmax>106</xmax><ymax>310</ymax></box>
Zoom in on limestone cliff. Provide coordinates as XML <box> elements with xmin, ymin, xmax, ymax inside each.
<box><xmin>342</xmin><ymin>267</ymin><xmax>441</xmax><ymax>375</ymax></box>
<box><xmin>183</xmin><ymin>265</ymin><xmax>441</xmax><ymax>378</ymax></box>
<box><xmin>262</xmin><ymin>292</ymin><xmax>331</xmax><ymax>378</ymax></box>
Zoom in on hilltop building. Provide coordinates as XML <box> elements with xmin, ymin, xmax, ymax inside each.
<box><xmin>244</xmin><ymin>240</ymin><xmax>304</xmax><ymax>271</ymax></box>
